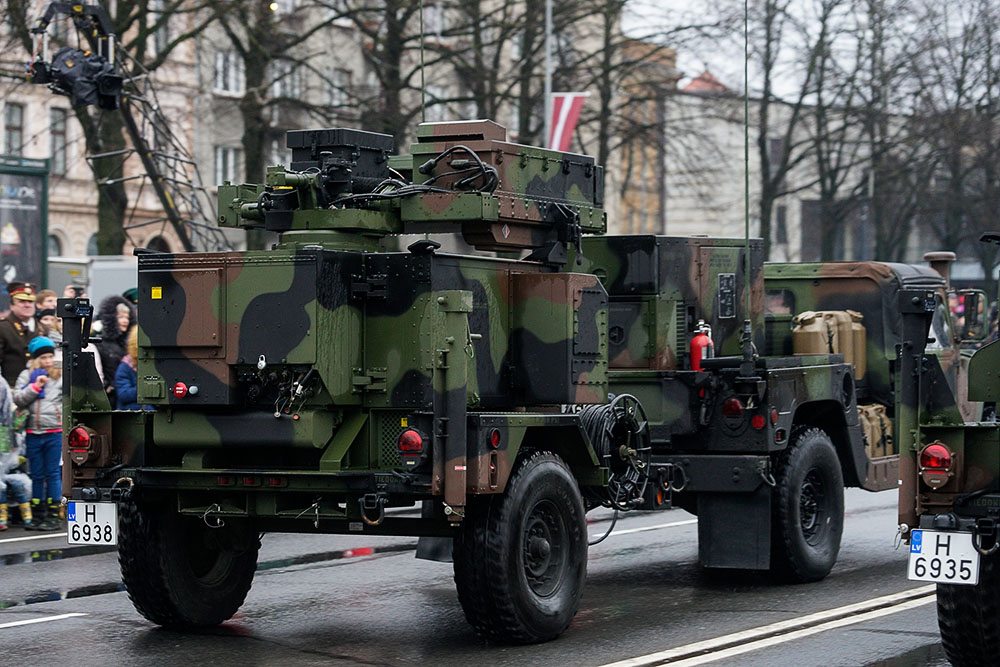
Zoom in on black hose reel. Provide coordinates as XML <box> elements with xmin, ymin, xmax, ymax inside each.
<box><xmin>580</xmin><ymin>394</ymin><xmax>652</xmax><ymax>511</ymax></box>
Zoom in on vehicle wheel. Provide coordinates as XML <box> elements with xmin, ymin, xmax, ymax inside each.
<box><xmin>770</xmin><ymin>427</ymin><xmax>845</xmax><ymax>583</ymax></box>
<box><xmin>453</xmin><ymin>450</ymin><xmax>587</xmax><ymax>644</ymax></box>
<box><xmin>118</xmin><ymin>495</ymin><xmax>259</xmax><ymax>627</ymax></box>
<box><xmin>937</xmin><ymin>553</ymin><xmax>1000</xmax><ymax>666</ymax></box>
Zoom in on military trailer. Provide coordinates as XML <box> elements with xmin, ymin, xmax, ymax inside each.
<box><xmin>62</xmin><ymin>120</ymin><xmax>883</xmax><ymax>643</ymax></box>
<box><xmin>895</xmin><ymin>233</ymin><xmax>1000</xmax><ymax>667</ymax></box>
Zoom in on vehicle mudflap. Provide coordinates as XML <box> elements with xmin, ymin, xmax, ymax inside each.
<box><xmin>697</xmin><ymin>485</ymin><xmax>771</xmax><ymax>569</ymax></box>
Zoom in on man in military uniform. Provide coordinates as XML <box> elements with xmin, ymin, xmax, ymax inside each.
<box><xmin>0</xmin><ymin>283</ymin><xmax>40</xmax><ymax>387</ymax></box>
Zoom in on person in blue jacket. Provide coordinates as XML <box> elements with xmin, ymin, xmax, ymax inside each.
<box><xmin>114</xmin><ymin>326</ymin><xmax>146</xmax><ymax>410</ymax></box>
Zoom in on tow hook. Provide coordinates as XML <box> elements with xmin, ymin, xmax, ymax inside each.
<box><xmin>360</xmin><ymin>493</ymin><xmax>387</xmax><ymax>527</ymax></box>
<box><xmin>972</xmin><ymin>518</ymin><xmax>1000</xmax><ymax>556</ymax></box>
<box><xmin>656</xmin><ymin>463</ymin><xmax>688</xmax><ymax>492</ymax></box>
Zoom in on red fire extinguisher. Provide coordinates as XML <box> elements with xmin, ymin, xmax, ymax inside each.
<box><xmin>690</xmin><ymin>320</ymin><xmax>714</xmax><ymax>371</ymax></box>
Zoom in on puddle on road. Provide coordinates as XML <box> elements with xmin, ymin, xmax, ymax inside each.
<box><xmin>863</xmin><ymin>641</ymin><xmax>948</xmax><ymax>667</ymax></box>
<box><xmin>0</xmin><ymin>582</ymin><xmax>127</xmax><ymax>610</ymax></box>
<box><xmin>255</xmin><ymin>542</ymin><xmax>415</xmax><ymax>572</ymax></box>
<box><xmin>0</xmin><ymin>541</ymin><xmax>418</xmax><ymax>609</ymax></box>
<box><xmin>1</xmin><ymin>545</ymin><xmax>116</xmax><ymax>567</ymax></box>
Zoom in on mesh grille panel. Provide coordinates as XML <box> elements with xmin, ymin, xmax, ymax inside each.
<box><xmin>376</xmin><ymin>412</ymin><xmax>405</xmax><ymax>469</ymax></box>
<box><xmin>676</xmin><ymin>302</ymin><xmax>687</xmax><ymax>361</ymax></box>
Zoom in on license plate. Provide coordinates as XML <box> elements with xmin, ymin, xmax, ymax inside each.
<box><xmin>907</xmin><ymin>529</ymin><xmax>980</xmax><ymax>585</ymax></box>
<box><xmin>67</xmin><ymin>502</ymin><xmax>118</xmax><ymax>545</ymax></box>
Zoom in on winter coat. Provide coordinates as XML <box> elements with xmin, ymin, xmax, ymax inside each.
<box><xmin>0</xmin><ymin>317</ymin><xmax>39</xmax><ymax>387</ymax></box>
<box><xmin>13</xmin><ymin>367</ymin><xmax>62</xmax><ymax>433</ymax></box>
<box><xmin>95</xmin><ymin>295</ymin><xmax>135</xmax><ymax>392</ymax></box>
<box><xmin>0</xmin><ymin>381</ymin><xmax>21</xmax><ymax>475</ymax></box>
<box><xmin>115</xmin><ymin>357</ymin><xmax>140</xmax><ymax>410</ymax></box>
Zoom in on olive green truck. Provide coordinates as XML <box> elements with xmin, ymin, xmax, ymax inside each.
<box><xmin>59</xmin><ymin>120</ymin><xmax>961</xmax><ymax>643</ymax></box>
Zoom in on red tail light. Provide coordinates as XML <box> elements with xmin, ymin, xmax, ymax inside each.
<box><xmin>398</xmin><ymin>429</ymin><xmax>423</xmax><ymax>452</ymax></box>
<box><xmin>721</xmin><ymin>398</ymin><xmax>744</xmax><ymax>417</ymax></box>
<box><xmin>920</xmin><ymin>442</ymin><xmax>952</xmax><ymax>470</ymax></box>
<box><xmin>173</xmin><ymin>382</ymin><xmax>188</xmax><ymax>398</ymax></box>
<box><xmin>68</xmin><ymin>426</ymin><xmax>91</xmax><ymax>451</ymax></box>
<box><xmin>490</xmin><ymin>429</ymin><xmax>501</xmax><ymax>448</ymax></box>
<box><xmin>751</xmin><ymin>414</ymin><xmax>766</xmax><ymax>430</ymax></box>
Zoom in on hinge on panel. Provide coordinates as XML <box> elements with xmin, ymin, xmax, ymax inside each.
<box><xmin>351</xmin><ymin>368</ymin><xmax>387</xmax><ymax>393</ymax></box>
<box><xmin>350</xmin><ymin>272</ymin><xmax>387</xmax><ymax>299</ymax></box>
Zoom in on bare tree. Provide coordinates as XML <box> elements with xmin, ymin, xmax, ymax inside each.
<box><xmin>3</xmin><ymin>0</ymin><xmax>212</xmax><ymax>254</ymax></box>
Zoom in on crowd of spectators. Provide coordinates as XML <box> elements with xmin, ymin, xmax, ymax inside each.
<box><xmin>0</xmin><ymin>282</ymin><xmax>140</xmax><ymax>532</ymax></box>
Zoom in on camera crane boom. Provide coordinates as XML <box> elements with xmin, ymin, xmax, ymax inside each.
<box><xmin>26</xmin><ymin>2</ymin><xmax>231</xmax><ymax>253</ymax></box>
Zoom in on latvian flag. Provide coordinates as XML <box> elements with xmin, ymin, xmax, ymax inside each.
<box><xmin>548</xmin><ymin>92</ymin><xmax>589</xmax><ymax>152</ymax></box>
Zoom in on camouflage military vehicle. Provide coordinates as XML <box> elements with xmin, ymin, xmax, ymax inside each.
<box><xmin>61</xmin><ymin>120</ymin><xmax>883</xmax><ymax>643</ymax></box>
<box><xmin>764</xmin><ymin>257</ymin><xmax>986</xmax><ymax>488</ymax></box>
<box><xmin>894</xmin><ymin>233</ymin><xmax>1000</xmax><ymax>666</ymax></box>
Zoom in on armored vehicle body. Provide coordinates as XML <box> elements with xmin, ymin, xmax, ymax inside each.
<box><xmin>764</xmin><ymin>258</ymin><xmax>985</xmax><ymax>485</ymax></box>
<box><xmin>63</xmin><ymin>120</ymin><xmax>885</xmax><ymax>642</ymax></box>
<box><xmin>895</xmin><ymin>234</ymin><xmax>1000</xmax><ymax>666</ymax></box>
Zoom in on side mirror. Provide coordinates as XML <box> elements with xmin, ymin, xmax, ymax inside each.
<box><xmin>957</xmin><ymin>289</ymin><xmax>989</xmax><ymax>342</ymax></box>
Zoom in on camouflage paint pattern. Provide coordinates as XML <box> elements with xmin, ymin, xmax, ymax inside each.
<box><xmin>61</xmin><ymin>120</ymin><xmax>870</xmax><ymax>545</ymax></box>
<box><xmin>405</xmin><ymin>120</ymin><xmax>605</xmax><ymax>252</ymax></box>
<box><xmin>580</xmin><ymin>235</ymin><xmax>765</xmax><ymax>371</ymax></box>
<box><xmin>896</xmin><ymin>292</ymin><xmax>1000</xmax><ymax>535</ymax></box>
<box><xmin>765</xmin><ymin>261</ymin><xmax>977</xmax><ymax>437</ymax></box>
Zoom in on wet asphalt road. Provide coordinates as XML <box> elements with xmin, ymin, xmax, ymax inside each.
<box><xmin>0</xmin><ymin>489</ymin><xmax>950</xmax><ymax>666</ymax></box>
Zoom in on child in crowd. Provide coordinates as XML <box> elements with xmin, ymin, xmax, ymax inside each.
<box><xmin>36</xmin><ymin>307</ymin><xmax>61</xmax><ymax>359</ymax></box>
<box><xmin>115</xmin><ymin>326</ymin><xmax>146</xmax><ymax>410</ymax></box>
<box><xmin>0</xmin><ymin>380</ymin><xmax>31</xmax><ymax>530</ymax></box>
<box><xmin>36</xmin><ymin>289</ymin><xmax>58</xmax><ymax>312</ymax></box>
<box><xmin>14</xmin><ymin>337</ymin><xmax>63</xmax><ymax>531</ymax></box>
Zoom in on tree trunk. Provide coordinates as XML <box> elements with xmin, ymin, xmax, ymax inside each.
<box><xmin>76</xmin><ymin>109</ymin><xmax>128</xmax><ymax>255</ymax></box>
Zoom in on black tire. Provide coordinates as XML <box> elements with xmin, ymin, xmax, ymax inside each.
<box><xmin>770</xmin><ymin>427</ymin><xmax>845</xmax><ymax>583</ymax></box>
<box><xmin>937</xmin><ymin>553</ymin><xmax>1000</xmax><ymax>667</ymax></box>
<box><xmin>453</xmin><ymin>451</ymin><xmax>587</xmax><ymax>644</ymax></box>
<box><xmin>118</xmin><ymin>496</ymin><xmax>259</xmax><ymax>627</ymax></box>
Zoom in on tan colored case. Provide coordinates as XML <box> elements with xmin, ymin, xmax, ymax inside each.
<box><xmin>858</xmin><ymin>403</ymin><xmax>893</xmax><ymax>458</ymax></box>
<box><xmin>792</xmin><ymin>310</ymin><xmax>867</xmax><ymax>380</ymax></box>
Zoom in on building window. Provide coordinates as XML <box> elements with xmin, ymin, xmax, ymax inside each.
<box><xmin>425</xmin><ymin>85</ymin><xmax>447</xmax><ymax>122</ymax></box>
<box><xmin>423</xmin><ymin>4</ymin><xmax>446</xmax><ymax>37</ymax></box>
<box><xmin>268</xmin><ymin>138</ymin><xmax>288</xmax><ymax>168</ymax></box>
<box><xmin>50</xmin><ymin>108</ymin><xmax>68</xmax><ymax>175</ymax></box>
<box><xmin>214</xmin><ymin>51</ymin><xmax>244</xmax><ymax>94</ymax></box>
<box><xmin>150</xmin><ymin>0</ymin><xmax>170</xmax><ymax>56</ymax></box>
<box><xmin>327</xmin><ymin>68</ymin><xmax>352</xmax><ymax>109</ymax></box>
<box><xmin>768</xmin><ymin>138</ymin><xmax>784</xmax><ymax>166</ymax></box>
<box><xmin>86</xmin><ymin>233</ymin><xmax>99</xmax><ymax>256</ymax></box>
<box><xmin>50</xmin><ymin>15</ymin><xmax>70</xmax><ymax>44</ymax></box>
<box><xmin>214</xmin><ymin>146</ymin><xmax>242</xmax><ymax>185</ymax></box>
<box><xmin>47</xmin><ymin>234</ymin><xmax>62</xmax><ymax>258</ymax></box>
<box><xmin>4</xmin><ymin>104</ymin><xmax>24</xmax><ymax>156</ymax></box>
<box><xmin>270</xmin><ymin>59</ymin><xmax>303</xmax><ymax>99</ymax></box>
<box><xmin>324</xmin><ymin>0</ymin><xmax>347</xmax><ymax>19</ymax></box>
<box><xmin>775</xmin><ymin>205</ymin><xmax>788</xmax><ymax>244</ymax></box>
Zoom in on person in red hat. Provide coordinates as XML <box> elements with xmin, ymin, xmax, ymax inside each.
<box><xmin>0</xmin><ymin>282</ymin><xmax>41</xmax><ymax>387</ymax></box>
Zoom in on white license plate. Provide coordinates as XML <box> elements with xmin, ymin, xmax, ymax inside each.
<box><xmin>67</xmin><ymin>502</ymin><xmax>118</xmax><ymax>545</ymax></box>
<box><xmin>907</xmin><ymin>529</ymin><xmax>980</xmax><ymax>585</ymax></box>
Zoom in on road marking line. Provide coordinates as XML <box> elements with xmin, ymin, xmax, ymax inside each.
<box><xmin>0</xmin><ymin>533</ymin><xmax>68</xmax><ymax>544</ymax></box>
<box><xmin>664</xmin><ymin>597</ymin><xmax>935</xmax><ymax>666</ymax></box>
<box><xmin>588</xmin><ymin>518</ymin><xmax>697</xmax><ymax>542</ymax></box>
<box><xmin>0</xmin><ymin>613</ymin><xmax>87</xmax><ymax>630</ymax></box>
<box><xmin>592</xmin><ymin>519</ymin><xmax>698</xmax><ymax>540</ymax></box>
<box><xmin>600</xmin><ymin>585</ymin><xmax>935</xmax><ymax>667</ymax></box>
